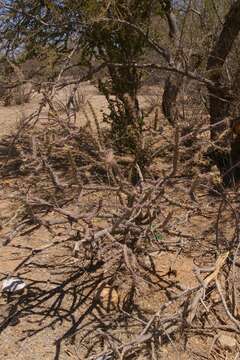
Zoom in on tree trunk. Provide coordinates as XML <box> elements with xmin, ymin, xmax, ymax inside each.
<box><xmin>161</xmin><ymin>0</ymin><xmax>181</xmax><ymax>127</ymax></box>
<box><xmin>206</xmin><ymin>0</ymin><xmax>240</xmax><ymax>180</ymax></box>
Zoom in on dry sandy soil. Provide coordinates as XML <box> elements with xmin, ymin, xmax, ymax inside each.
<box><xmin>0</xmin><ymin>84</ymin><xmax>239</xmax><ymax>359</ymax></box>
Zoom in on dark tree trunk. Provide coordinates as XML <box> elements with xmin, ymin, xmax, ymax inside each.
<box><xmin>162</xmin><ymin>74</ymin><xmax>182</xmax><ymax>126</ymax></box>
<box><xmin>206</xmin><ymin>0</ymin><xmax>240</xmax><ymax>180</ymax></box>
<box><xmin>161</xmin><ymin>3</ymin><xmax>181</xmax><ymax>128</ymax></box>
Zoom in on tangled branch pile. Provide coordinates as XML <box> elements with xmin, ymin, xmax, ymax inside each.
<box><xmin>0</xmin><ymin>100</ymin><xmax>240</xmax><ymax>360</ymax></box>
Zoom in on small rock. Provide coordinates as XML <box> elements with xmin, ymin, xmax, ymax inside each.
<box><xmin>217</xmin><ymin>334</ymin><xmax>237</xmax><ymax>351</ymax></box>
<box><xmin>2</xmin><ymin>277</ymin><xmax>26</xmax><ymax>294</ymax></box>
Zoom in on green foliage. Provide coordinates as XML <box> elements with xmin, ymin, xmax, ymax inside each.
<box><xmin>151</xmin><ymin>225</ymin><xmax>164</xmax><ymax>241</ymax></box>
<box><xmin>0</xmin><ymin>0</ymin><xmax>166</xmax><ymax>157</ymax></box>
<box><xmin>78</xmin><ymin>1</ymin><xmax>157</xmax><ymax>153</ymax></box>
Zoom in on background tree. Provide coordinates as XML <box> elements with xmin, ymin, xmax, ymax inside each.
<box><xmin>2</xmin><ymin>0</ymin><xmax>240</xmax><ymax>181</ymax></box>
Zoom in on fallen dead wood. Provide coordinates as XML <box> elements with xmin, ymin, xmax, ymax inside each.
<box><xmin>0</xmin><ymin>96</ymin><xmax>240</xmax><ymax>360</ymax></box>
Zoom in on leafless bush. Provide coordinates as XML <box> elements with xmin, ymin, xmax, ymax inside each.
<box><xmin>0</xmin><ymin>83</ymin><xmax>32</xmax><ymax>106</ymax></box>
<box><xmin>63</xmin><ymin>84</ymin><xmax>89</xmax><ymax>111</ymax></box>
<box><xmin>143</xmin><ymin>88</ymin><xmax>163</xmax><ymax>117</ymax></box>
<box><xmin>14</xmin><ymin>84</ymin><xmax>32</xmax><ymax>105</ymax></box>
<box><xmin>0</xmin><ymin>97</ymin><xmax>240</xmax><ymax>359</ymax></box>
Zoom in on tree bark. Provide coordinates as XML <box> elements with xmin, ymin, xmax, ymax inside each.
<box><xmin>161</xmin><ymin>0</ymin><xmax>181</xmax><ymax>127</ymax></box>
<box><xmin>207</xmin><ymin>0</ymin><xmax>240</xmax><ymax>140</ymax></box>
<box><xmin>206</xmin><ymin>0</ymin><xmax>240</xmax><ymax>180</ymax></box>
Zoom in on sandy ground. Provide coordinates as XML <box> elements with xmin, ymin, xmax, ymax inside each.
<box><xmin>0</xmin><ymin>83</ymin><xmax>160</xmax><ymax>136</ymax></box>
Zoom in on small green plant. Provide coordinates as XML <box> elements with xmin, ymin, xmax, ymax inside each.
<box><xmin>151</xmin><ymin>225</ymin><xmax>164</xmax><ymax>242</ymax></box>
